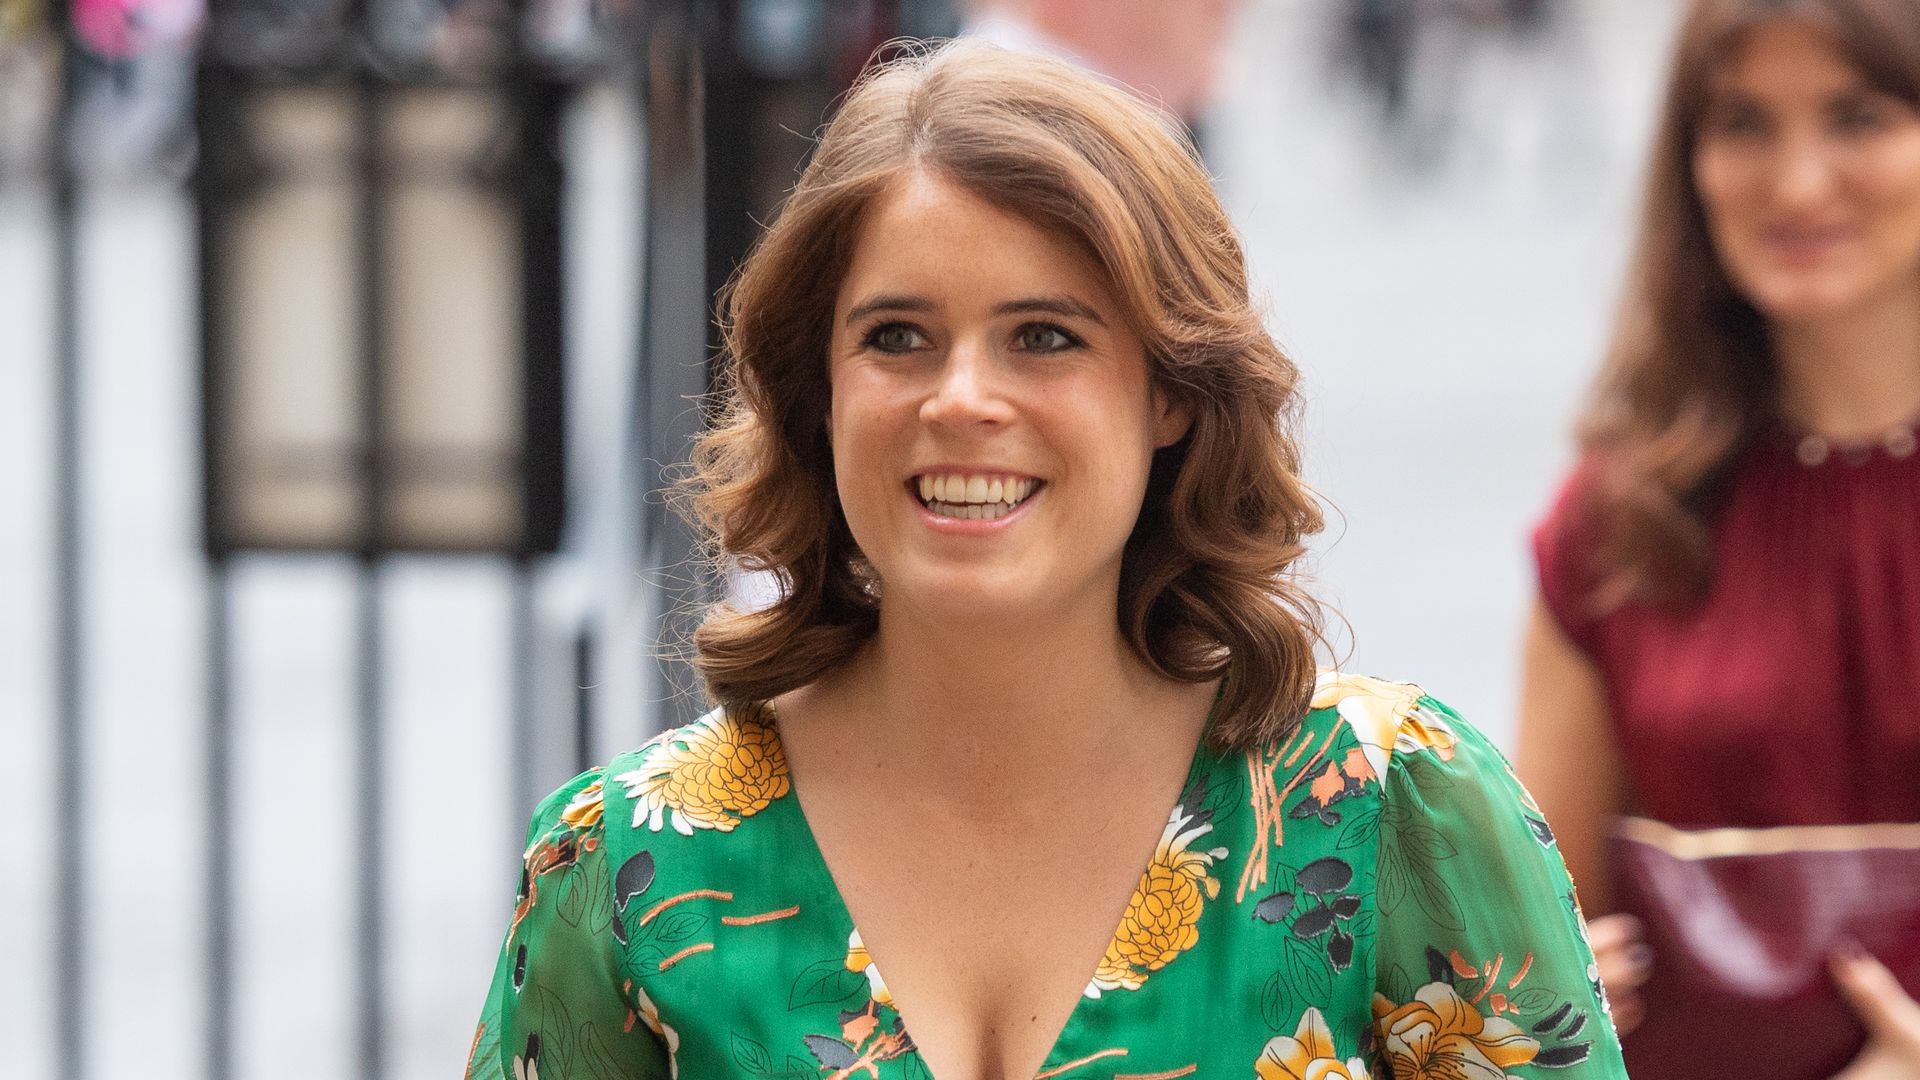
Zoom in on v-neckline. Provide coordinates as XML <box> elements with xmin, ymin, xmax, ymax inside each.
<box><xmin>767</xmin><ymin>700</ymin><xmax>1217</xmax><ymax>1078</ymax></box>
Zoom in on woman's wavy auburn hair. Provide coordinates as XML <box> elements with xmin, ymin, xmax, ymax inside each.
<box><xmin>1578</xmin><ymin>0</ymin><xmax>1920</xmax><ymax>609</ymax></box>
<box><xmin>684</xmin><ymin>39</ymin><xmax>1325</xmax><ymax>750</ymax></box>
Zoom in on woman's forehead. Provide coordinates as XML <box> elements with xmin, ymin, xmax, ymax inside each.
<box><xmin>833</xmin><ymin>172</ymin><xmax>1123</xmax><ymax>319</ymax></box>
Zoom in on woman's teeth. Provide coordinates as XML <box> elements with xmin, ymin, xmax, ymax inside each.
<box><xmin>915</xmin><ymin>474</ymin><xmax>1036</xmax><ymax>520</ymax></box>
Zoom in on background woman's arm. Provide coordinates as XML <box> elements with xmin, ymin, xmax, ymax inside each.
<box><xmin>1515</xmin><ymin>597</ymin><xmax>1648</xmax><ymax>1033</ymax></box>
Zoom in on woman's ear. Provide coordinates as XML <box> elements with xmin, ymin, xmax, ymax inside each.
<box><xmin>1152</xmin><ymin>387</ymin><xmax>1195</xmax><ymax>449</ymax></box>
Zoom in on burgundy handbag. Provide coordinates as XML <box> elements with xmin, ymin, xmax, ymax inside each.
<box><xmin>1611</xmin><ymin>817</ymin><xmax>1920</xmax><ymax>1080</ymax></box>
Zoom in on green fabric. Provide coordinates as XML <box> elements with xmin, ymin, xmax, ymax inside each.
<box><xmin>468</xmin><ymin>673</ymin><xmax>1627</xmax><ymax>1079</ymax></box>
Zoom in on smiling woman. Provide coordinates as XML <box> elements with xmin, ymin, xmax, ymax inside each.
<box><xmin>467</xmin><ymin>39</ymin><xmax>1628</xmax><ymax>1080</ymax></box>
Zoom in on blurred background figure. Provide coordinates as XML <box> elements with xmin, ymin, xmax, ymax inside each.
<box><xmin>1517</xmin><ymin>1</ymin><xmax>1920</xmax><ymax>1078</ymax></box>
<box><xmin>1</xmin><ymin>2</ymin><xmax>1697</xmax><ymax>1078</ymax></box>
<box><xmin>963</xmin><ymin>0</ymin><xmax>1241</xmax><ymax>122</ymax></box>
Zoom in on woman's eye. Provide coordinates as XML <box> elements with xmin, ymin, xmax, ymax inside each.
<box><xmin>866</xmin><ymin>324</ymin><xmax>927</xmax><ymax>353</ymax></box>
<box><xmin>1014</xmin><ymin>324</ymin><xmax>1080</xmax><ymax>353</ymax></box>
<box><xmin>1829</xmin><ymin>98</ymin><xmax>1890</xmax><ymax>135</ymax></box>
<box><xmin>1703</xmin><ymin>103</ymin><xmax>1770</xmax><ymax>139</ymax></box>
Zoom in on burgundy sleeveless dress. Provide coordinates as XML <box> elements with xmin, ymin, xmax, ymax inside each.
<box><xmin>1534</xmin><ymin>429</ymin><xmax>1920</xmax><ymax>829</ymax></box>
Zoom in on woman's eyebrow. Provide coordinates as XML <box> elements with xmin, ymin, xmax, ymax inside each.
<box><xmin>993</xmin><ymin>296</ymin><xmax>1106</xmax><ymax>325</ymax></box>
<box><xmin>843</xmin><ymin>294</ymin><xmax>934</xmax><ymax>325</ymax></box>
<box><xmin>842</xmin><ymin>294</ymin><xmax>1108</xmax><ymax>326</ymax></box>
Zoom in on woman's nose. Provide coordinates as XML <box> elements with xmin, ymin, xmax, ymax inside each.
<box><xmin>1770</xmin><ymin>131</ymin><xmax>1839</xmax><ymax>208</ymax></box>
<box><xmin>919</xmin><ymin>341</ymin><xmax>1014</xmax><ymax>428</ymax></box>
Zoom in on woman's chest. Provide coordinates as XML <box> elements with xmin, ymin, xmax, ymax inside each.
<box><xmin>595</xmin><ymin>708</ymin><xmax>1383</xmax><ymax>1078</ymax></box>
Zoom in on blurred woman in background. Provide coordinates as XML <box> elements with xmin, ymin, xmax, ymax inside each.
<box><xmin>1518</xmin><ymin>1</ymin><xmax>1920</xmax><ymax>1077</ymax></box>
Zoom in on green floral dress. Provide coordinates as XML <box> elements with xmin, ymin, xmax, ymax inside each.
<box><xmin>467</xmin><ymin>672</ymin><xmax>1628</xmax><ymax>1079</ymax></box>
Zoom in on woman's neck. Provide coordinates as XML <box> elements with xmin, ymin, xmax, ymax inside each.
<box><xmin>813</xmin><ymin>598</ymin><xmax>1208</xmax><ymax>808</ymax></box>
<box><xmin>1772</xmin><ymin>279</ymin><xmax>1920</xmax><ymax>440</ymax></box>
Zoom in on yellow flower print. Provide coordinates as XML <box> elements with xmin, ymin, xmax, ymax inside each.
<box><xmin>614</xmin><ymin>709</ymin><xmax>791</xmax><ymax>835</ymax></box>
<box><xmin>1256</xmin><ymin>1007</ymin><xmax>1373</xmax><ymax>1080</ymax></box>
<box><xmin>558</xmin><ymin>780</ymin><xmax>604</xmax><ymax>830</ymax></box>
<box><xmin>1310</xmin><ymin>671</ymin><xmax>1458</xmax><ymax>781</ymax></box>
<box><xmin>1371</xmin><ymin>982</ymin><xmax>1540</xmax><ymax>1080</ymax></box>
<box><xmin>844</xmin><ymin>929</ymin><xmax>894</xmax><ymax>1008</ymax></box>
<box><xmin>1087</xmin><ymin>789</ymin><xmax>1227</xmax><ymax>996</ymax></box>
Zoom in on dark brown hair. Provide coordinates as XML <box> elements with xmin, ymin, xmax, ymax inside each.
<box><xmin>1577</xmin><ymin>0</ymin><xmax>1920</xmax><ymax>608</ymax></box>
<box><xmin>683</xmin><ymin>39</ymin><xmax>1326</xmax><ymax>749</ymax></box>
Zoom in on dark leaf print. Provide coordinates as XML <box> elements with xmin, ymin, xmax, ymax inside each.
<box><xmin>556</xmin><ymin>870</ymin><xmax>587</xmax><ymax>927</ymax></box>
<box><xmin>1296</xmin><ymin>857</ymin><xmax>1353</xmax><ymax>896</ymax></box>
<box><xmin>1200</xmin><ymin>767</ymin><xmax>1246</xmax><ymax>827</ymax></box>
<box><xmin>1396</xmin><ymin>824</ymin><xmax>1458</xmax><ymax>860</ymax></box>
<box><xmin>615</xmin><ymin>851</ymin><xmax>655</xmax><ymax>911</ymax></box>
<box><xmin>1408</xmin><ymin>858</ymin><xmax>1466</xmax><ymax>930</ymax></box>
<box><xmin>1345</xmin><ymin>908</ymin><xmax>1377</xmax><ymax>943</ymax></box>
<box><xmin>533</xmin><ymin>990</ymin><xmax>578</xmax><ymax>1076</ymax></box>
<box><xmin>1336</xmin><ymin>804</ymin><xmax>1381</xmax><ymax>850</ymax></box>
<box><xmin>1285</xmin><ymin>934</ymin><xmax>1333</xmax><ymax>1007</ymax></box>
<box><xmin>804</xmin><ymin>1034</ymin><xmax>859</xmax><ymax>1069</ymax></box>
<box><xmin>1426</xmin><ymin>946</ymin><xmax>1453</xmax><ymax>986</ymax></box>
<box><xmin>1380</xmin><ymin>846</ymin><xmax>1410</xmax><ymax>915</ymax></box>
<box><xmin>465</xmin><ymin>1022</ymin><xmax>501</xmax><ymax>1080</ymax></box>
<box><xmin>1535</xmin><ymin>1044</ymin><xmax>1594</xmax><ymax>1068</ymax></box>
<box><xmin>731</xmin><ymin>1033</ymin><xmax>774</xmax><ymax>1073</ymax></box>
<box><xmin>1259</xmin><ymin>970</ymin><xmax>1294</xmax><ymax>1031</ymax></box>
<box><xmin>611</xmin><ymin>909</ymin><xmax>628</xmax><ymax>946</ymax></box>
<box><xmin>1533</xmin><ymin>1002</ymin><xmax>1574</xmax><ymax>1034</ymax></box>
<box><xmin>628</xmin><ymin>945</ymin><xmax>666</xmax><ymax>976</ymax></box>
<box><xmin>1253</xmin><ymin>891</ymin><xmax>1295</xmax><ymax>924</ymax></box>
<box><xmin>1527</xmin><ymin>815</ymin><xmax>1557</xmax><ymax>848</ymax></box>
<box><xmin>653</xmin><ymin>910</ymin><xmax>706</xmax><ymax>945</ymax></box>
<box><xmin>1327</xmin><ymin>929</ymin><xmax>1354</xmax><ymax>971</ymax></box>
<box><xmin>1558</xmin><ymin>1011</ymin><xmax>1588</xmax><ymax>1039</ymax></box>
<box><xmin>1510</xmin><ymin>987</ymin><xmax>1557</xmax><ymax>1014</ymax></box>
<box><xmin>1292</xmin><ymin>906</ymin><xmax>1338</xmax><ymax>939</ymax></box>
<box><xmin>1387</xmin><ymin>962</ymin><xmax>1416</xmax><ymax>1005</ymax></box>
<box><xmin>789</xmin><ymin>958</ymin><xmax>868</xmax><ymax>1010</ymax></box>
<box><xmin>512</xmin><ymin>944</ymin><xmax>528</xmax><ymax>991</ymax></box>
<box><xmin>1402</xmin><ymin>751</ymin><xmax>1455</xmax><ymax>791</ymax></box>
<box><xmin>580</xmin><ymin>1022</ymin><xmax>626</xmax><ymax>1080</ymax></box>
<box><xmin>585</xmin><ymin>853</ymin><xmax>615</xmax><ymax>933</ymax></box>
<box><xmin>1330</xmin><ymin>894</ymin><xmax>1362</xmax><ymax>918</ymax></box>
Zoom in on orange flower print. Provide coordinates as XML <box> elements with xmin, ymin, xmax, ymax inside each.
<box><xmin>1087</xmin><ymin>787</ymin><xmax>1227</xmax><ymax>996</ymax></box>
<box><xmin>1309</xmin><ymin>761</ymin><xmax>1346</xmax><ymax>804</ymax></box>
<box><xmin>1256</xmin><ymin>1007</ymin><xmax>1373</xmax><ymax>1080</ymax></box>
<box><xmin>1310</xmin><ymin>671</ymin><xmax>1458</xmax><ymax>781</ymax></box>
<box><xmin>1371</xmin><ymin>982</ymin><xmax>1540</xmax><ymax>1080</ymax></box>
<box><xmin>614</xmin><ymin>709</ymin><xmax>791</xmax><ymax>835</ymax></box>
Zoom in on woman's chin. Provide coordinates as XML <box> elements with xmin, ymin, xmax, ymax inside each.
<box><xmin>1744</xmin><ymin>274</ymin><xmax>1878</xmax><ymax>325</ymax></box>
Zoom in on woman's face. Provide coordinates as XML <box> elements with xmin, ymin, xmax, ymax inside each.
<box><xmin>1692</xmin><ymin>20</ymin><xmax>1920</xmax><ymax>324</ymax></box>
<box><xmin>826</xmin><ymin>171</ymin><xmax>1189</xmax><ymax>626</ymax></box>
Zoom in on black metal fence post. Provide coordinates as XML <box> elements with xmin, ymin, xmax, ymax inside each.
<box><xmin>48</xmin><ymin>0</ymin><xmax>87</xmax><ymax>1073</ymax></box>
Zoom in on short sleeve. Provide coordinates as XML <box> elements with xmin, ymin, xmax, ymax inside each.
<box><xmin>467</xmin><ymin>769</ymin><xmax>673</xmax><ymax>1080</ymax></box>
<box><xmin>1371</xmin><ymin>697</ymin><xmax>1627</xmax><ymax>1079</ymax></box>
<box><xmin>1531</xmin><ymin>462</ymin><xmax>1605</xmax><ymax>658</ymax></box>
